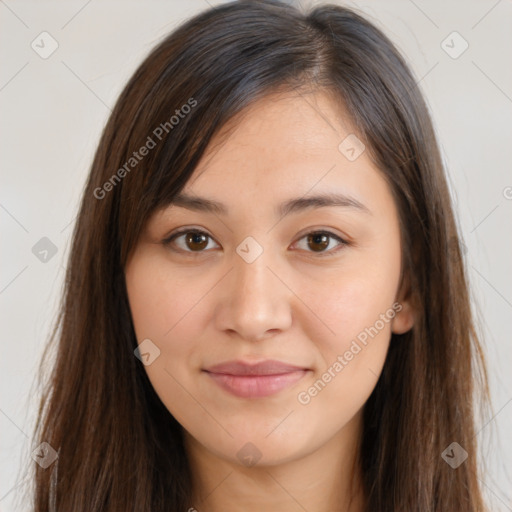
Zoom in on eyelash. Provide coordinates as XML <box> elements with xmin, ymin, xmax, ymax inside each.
<box><xmin>162</xmin><ymin>228</ymin><xmax>348</xmax><ymax>258</ymax></box>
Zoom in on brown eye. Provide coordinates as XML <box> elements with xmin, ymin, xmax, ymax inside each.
<box><xmin>164</xmin><ymin>229</ymin><xmax>347</xmax><ymax>257</ymax></box>
<box><xmin>165</xmin><ymin>230</ymin><xmax>218</xmax><ymax>253</ymax></box>
<box><xmin>184</xmin><ymin>232</ymin><xmax>209</xmax><ymax>251</ymax></box>
<box><xmin>307</xmin><ymin>233</ymin><xmax>330</xmax><ymax>252</ymax></box>
<box><xmin>294</xmin><ymin>231</ymin><xmax>347</xmax><ymax>257</ymax></box>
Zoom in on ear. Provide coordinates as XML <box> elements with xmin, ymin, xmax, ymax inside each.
<box><xmin>391</xmin><ymin>274</ymin><xmax>415</xmax><ymax>335</ymax></box>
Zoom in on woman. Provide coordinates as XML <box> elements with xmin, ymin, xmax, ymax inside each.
<box><xmin>32</xmin><ymin>1</ymin><xmax>490</xmax><ymax>510</ymax></box>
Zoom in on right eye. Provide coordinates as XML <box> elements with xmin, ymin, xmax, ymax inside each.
<box><xmin>163</xmin><ymin>229</ymin><xmax>220</xmax><ymax>254</ymax></box>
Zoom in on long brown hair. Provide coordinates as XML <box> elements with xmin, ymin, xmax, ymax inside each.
<box><xmin>31</xmin><ymin>1</ymin><xmax>490</xmax><ymax>510</ymax></box>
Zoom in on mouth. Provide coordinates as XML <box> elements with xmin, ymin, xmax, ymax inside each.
<box><xmin>203</xmin><ymin>359</ymin><xmax>310</xmax><ymax>399</ymax></box>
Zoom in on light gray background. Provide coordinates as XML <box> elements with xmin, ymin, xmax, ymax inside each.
<box><xmin>1</xmin><ymin>0</ymin><xmax>511</xmax><ymax>510</ymax></box>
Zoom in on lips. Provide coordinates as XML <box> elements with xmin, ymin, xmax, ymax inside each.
<box><xmin>203</xmin><ymin>359</ymin><xmax>309</xmax><ymax>398</ymax></box>
<box><xmin>205</xmin><ymin>359</ymin><xmax>307</xmax><ymax>376</ymax></box>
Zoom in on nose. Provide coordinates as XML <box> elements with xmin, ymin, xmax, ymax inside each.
<box><xmin>214</xmin><ymin>245</ymin><xmax>293</xmax><ymax>342</ymax></box>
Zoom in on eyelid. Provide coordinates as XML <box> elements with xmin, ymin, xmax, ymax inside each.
<box><xmin>162</xmin><ymin>226</ymin><xmax>349</xmax><ymax>257</ymax></box>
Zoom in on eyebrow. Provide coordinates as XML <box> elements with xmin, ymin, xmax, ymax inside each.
<box><xmin>169</xmin><ymin>191</ymin><xmax>372</xmax><ymax>217</ymax></box>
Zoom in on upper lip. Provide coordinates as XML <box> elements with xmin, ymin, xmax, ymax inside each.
<box><xmin>204</xmin><ymin>359</ymin><xmax>308</xmax><ymax>376</ymax></box>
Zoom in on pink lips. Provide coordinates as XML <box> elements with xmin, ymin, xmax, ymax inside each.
<box><xmin>203</xmin><ymin>360</ymin><xmax>309</xmax><ymax>398</ymax></box>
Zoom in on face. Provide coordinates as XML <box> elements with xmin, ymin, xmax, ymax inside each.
<box><xmin>125</xmin><ymin>90</ymin><xmax>414</xmax><ymax>467</ymax></box>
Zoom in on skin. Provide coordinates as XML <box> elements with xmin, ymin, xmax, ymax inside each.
<box><xmin>125</xmin><ymin>89</ymin><xmax>415</xmax><ymax>512</ymax></box>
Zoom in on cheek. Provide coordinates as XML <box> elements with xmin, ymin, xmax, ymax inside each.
<box><xmin>299</xmin><ymin>280</ymin><xmax>393</xmax><ymax>402</ymax></box>
<box><xmin>124</xmin><ymin>252</ymin><xmax>207</xmax><ymax>398</ymax></box>
<box><xmin>294</xmin><ymin>240</ymin><xmax>401</xmax><ymax>408</ymax></box>
<box><xmin>301</xmin><ymin>250</ymin><xmax>401</xmax><ymax>356</ymax></box>
<box><xmin>126</xmin><ymin>252</ymin><xmax>207</xmax><ymax>343</ymax></box>
<box><xmin>293</xmin><ymin>279</ymin><xmax>395</xmax><ymax>439</ymax></box>
<box><xmin>125</xmin><ymin>254</ymin><xmax>212</xmax><ymax>429</ymax></box>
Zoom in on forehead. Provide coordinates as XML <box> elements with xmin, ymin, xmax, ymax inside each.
<box><xmin>193</xmin><ymin>89</ymin><xmax>357</xmax><ymax>176</ymax></box>
<box><xmin>171</xmin><ymin>90</ymin><xmax>393</xmax><ymax>219</ymax></box>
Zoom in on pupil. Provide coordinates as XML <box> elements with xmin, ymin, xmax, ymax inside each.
<box><xmin>187</xmin><ymin>232</ymin><xmax>208</xmax><ymax>250</ymax></box>
<box><xmin>308</xmin><ymin>233</ymin><xmax>328</xmax><ymax>252</ymax></box>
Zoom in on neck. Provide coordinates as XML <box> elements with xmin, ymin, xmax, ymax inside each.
<box><xmin>184</xmin><ymin>411</ymin><xmax>365</xmax><ymax>512</ymax></box>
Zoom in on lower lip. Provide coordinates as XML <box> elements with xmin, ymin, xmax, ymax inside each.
<box><xmin>205</xmin><ymin>370</ymin><xmax>309</xmax><ymax>398</ymax></box>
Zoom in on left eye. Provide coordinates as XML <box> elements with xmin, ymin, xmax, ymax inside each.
<box><xmin>163</xmin><ymin>229</ymin><xmax>347</xmax><ymax>256</ymax></box>
<box><xmin>293</xmin><ymin>231</ymin><xmax>347</xmax><ymax>256</ymax></box>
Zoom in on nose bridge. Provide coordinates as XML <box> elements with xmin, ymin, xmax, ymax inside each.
<box><xmin>234</xmin><ymin>246</ymin><xmax>273</xmax><ymax>300</ymax></box>
<box><xmin>216</xmin><ymin>237</ymin><xmax>292</xmax><ymax>340</ymax></box>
